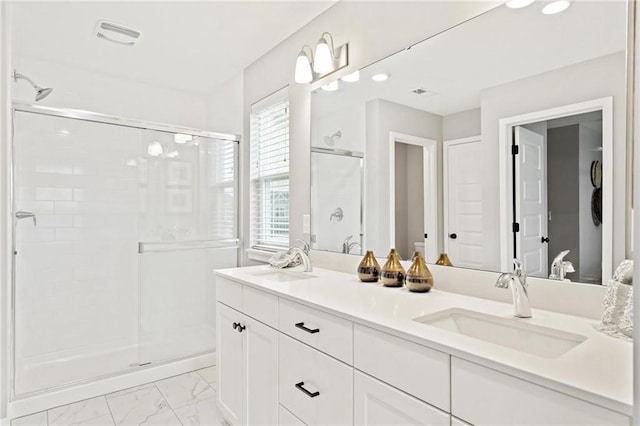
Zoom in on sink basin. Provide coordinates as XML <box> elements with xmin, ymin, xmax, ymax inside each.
<box><xmin>249</xmin><ymin>269</ymin><xmax>317</xmax><ymax>282</ymax></box>
<box><xmin>414</xmin><ymin>308</ymin><xmax>587</xmax><ymax>359</ymax></box>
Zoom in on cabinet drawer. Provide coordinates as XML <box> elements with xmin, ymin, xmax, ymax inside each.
<box><xmin>354</xmin><ymin>371</ymin><xmax>450</xmax><ymax>426</ymax></box>
<box><xmin>216</xmin><ymin>276</ymin><xmax>242</xmax><ymax>310</ymax></box>
<box><xmin>451</xmin><ymin>357</ymin><xmax>630</xmax><ymax>426</ymax></box>
<box><xmin>279</xmin><ymin>334</ymin><xmax>353</xmax><ymax>426</ymax></box>
<box><xmin>279</xmin><ymin>299</ymin><xmax>353</xmax><ymax>364</ymax></box>
<box><xmin>243</xmin><ymin>285</ymin><xmax>278</xmax><ymax>328</ymax></box>
<box><xmin>279</xmin><ymin>405</ymin><xmax>306</xmax><ymax>426</ymax></box>
<box><xmin>354</xmin><ymin>324</ymin><xmax>450</xmax><ymax>412</ymax></box>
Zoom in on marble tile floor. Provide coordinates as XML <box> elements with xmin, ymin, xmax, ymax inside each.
<box><xmin>11</xmin><ymin>367</ymin><xmax>226</xmax><ymax>426</ymax></box>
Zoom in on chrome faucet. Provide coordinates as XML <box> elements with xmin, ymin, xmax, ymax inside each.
<box><xmin>495</xmin><ymin>259</ymin><xmax>532</xmax><ymax>318</ymax></box>
<box><xmin>289</xmin><ymin>247</ymin><xmax>312</xmax><ymax>272</ymax></box>
<box><xmin>342</xmin><ymin>235</ymin><xmax>361</xmax><ymax>254</ymax></box>
<box><xmin>549</xmin><ymin>250</ymin><xmax>575</xmax><ymax>281</ymax></box>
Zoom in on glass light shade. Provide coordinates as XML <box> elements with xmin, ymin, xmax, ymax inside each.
<box><xmin>313</xmin><ymin>38</ymin><xmax>333</xmax><ymax>74</ymax></box>
<box><xmin>505</xmin><ymin>0</ymin><xmax>535</xmax><ymax>8</ymax></box>
<box><xmin>295</xmin><ymin>51</ymin><xmax>313</xmax><ymax>84</ymax></box>
<box><xmin>341</xmin><ymin>71</ymin><xmax>360</xmax><ymax>82</ymax></box>
<box><xmin>542</xmin><ymin>0</ymin><xmax>570</xmax><ymax>14</ymax></box>
<box><xmin>321</xmin><ymin>80</ymin><xmax>339</xmax><ymax>92</ymax></box>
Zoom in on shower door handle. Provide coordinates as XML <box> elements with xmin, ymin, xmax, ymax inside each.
<box><xmin>15</xmin><ymin>211</ymin><xmax>37</xmax><ymax>226</ymax></box>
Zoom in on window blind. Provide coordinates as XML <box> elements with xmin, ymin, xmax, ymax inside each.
<box><xmin>250</xmin><ymin>94</ymin><xmax>289</xmax><ymax>250</ymax></box>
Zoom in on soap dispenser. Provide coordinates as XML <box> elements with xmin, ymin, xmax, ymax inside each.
<box><xmin>357</xmin><ymin>251</ymin><xmax>381</xmax><ymax>282</ymax></box>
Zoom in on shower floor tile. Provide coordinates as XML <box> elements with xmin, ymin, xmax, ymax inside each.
<box><xmin>11</xmin><ymin>366</ymin><xmax>226</xmax><ymax>426</ymax></box>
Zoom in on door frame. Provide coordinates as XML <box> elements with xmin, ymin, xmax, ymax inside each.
<box><xmin>443</xmin><ymin>135</ymin><xmax>482</xmax><ymax>257</ymax></box>
<box><xmin>388</xmin><ymin>132</ymin><xmax>438</xmax><ymax>261</ymax></box>
<box><xmin>498</xmin><ymin>97</ymin><xmax>613</xmax><ymax>282</ymax></box>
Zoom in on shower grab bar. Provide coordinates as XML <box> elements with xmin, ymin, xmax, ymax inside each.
<box><xmin>138</xmin><ymin>239</ymin><xmax>239</xmax><ymax>253</ymax></box>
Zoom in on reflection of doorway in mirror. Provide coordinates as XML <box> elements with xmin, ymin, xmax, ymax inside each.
<box><xmin>500</xmin><ymin>100</ymin><xmax>610</xmax><ymax>284</ymax></box>
<box><xmin>443</xmin><ymin>136</ymin><xmax>484</xmax><ymax>269</ymax></box>
<box><xmin>389</xmin><ymin>132</ymin><xmax>437</xmax><ymax>263</ymax></box>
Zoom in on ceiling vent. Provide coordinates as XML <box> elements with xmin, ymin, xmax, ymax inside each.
<box><xmin>94</xmin><ymin>20</ymin><xmax>142</xmax><ymax>46</ymax></box>
<box><xmin>411</xmin><ymin>88</ymin><xmax>437</xmax><ymax>96</ymax></box>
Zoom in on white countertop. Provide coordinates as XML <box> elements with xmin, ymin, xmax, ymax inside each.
<box><xmin>215</xmin><ymin>265</ymin><xmax>633</xmax><ymax>416</ymax></box>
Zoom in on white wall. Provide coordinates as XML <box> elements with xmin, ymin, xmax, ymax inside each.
<box><xmin>13</xmin><ymin>55</ymin><xmax>209</xmax><ymax>129</ymax></box>
<box><xmin>443</xmin><ymin>108</ymin><xmax>481</xmax><ymax>141</ymax></box>
<box><xmin>311</xmin><ymin>104</ymin><xmax>365</xmax><ymax>152</ymax></box>
<box><xmin>241</xmin><ymin>0</ymin><xmax>501</xmax><ymax>264</ymax></box>
<box><xmin>480</xmin><ymin>51</ymin><xmax>626</xmax><ymax>271</ymax></box>
<box><xmin>366</xmin><ymin>98</ymin><xmax>442</xmax><ymax>256</ymax></box>
<box><xmin>1</xmin><ymin>1</ymin><xmax>10</xmax><ymax>419</ymax></box>
<box><xmin>206</xmin><ymin>73</ymin><xmax>244</xmax><ymax>136</ymax></box>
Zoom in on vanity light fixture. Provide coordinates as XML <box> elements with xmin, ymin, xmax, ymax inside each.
<box><xmin>542</xmin><ymin>0</ymin><xmax>571</xmax><ymax>14</ymax></box>
<box><xmin>321</xmin><ymin>80</ymin><xmax>339</xmax><ymax>92</ymax></box>
<box><xmin>341</xmin><ymin>70</ymin><xmax>360</xmax><ymax>83</ymax></box>
<box><xmin>371</xmin><ymin>73</ymin><xmax>390</xmax><ymax>82</ymax></box>
<box><xmin>294</xmin><ymin>32</ymin><xmax>349</xmax><ymax>84</ymax></box>
<box><xmin>505</xmin><ymin>0</ymin><xmax>535</xmax><ymax>8</ymax></box>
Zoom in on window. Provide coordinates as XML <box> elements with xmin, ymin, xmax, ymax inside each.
<box><xmin>250</xmin><ymin>90</ymin><xmax>289</xmax><ymax>250</ymax></box>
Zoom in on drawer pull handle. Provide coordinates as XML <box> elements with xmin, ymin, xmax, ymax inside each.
<box><xmin>295</xmin><ymin>381</ymin><xmax>319</xmax><ymax>398</ymax></box>
<box><xmin>232</xmin><ymin>322</ymin><xmax>246</xmax><ymax>332</ymax></box>
<box><xmin>295</xmin><ymin>322</ymin><xmax>320</xmax><ymax>334</ymax></box>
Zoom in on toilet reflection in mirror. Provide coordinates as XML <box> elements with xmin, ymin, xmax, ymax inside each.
<box><xmin>309</xmin><ymin>0</ymin><xmax>630</xmax><ymax>286</ymax></box>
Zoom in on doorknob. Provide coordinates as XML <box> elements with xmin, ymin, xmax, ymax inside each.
<box><xmin>541</xmin><ymin>236</ymin><xmax>550</xmax><ymax>243</ymax></box>
<box><xmin>15</xmin><ymin>211</ymin><xmax>37</xmax><ymax>226</ymax></box>
<box><xmin>449</xmin><ymin>233</ymin><xmax>457</xmax><ymax>239</ymax></box>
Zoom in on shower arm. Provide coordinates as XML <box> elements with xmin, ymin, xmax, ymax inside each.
<box><xmin>13</xmin><ymin>71</ymin><xmax>39</xmax><ymax>90</ymax></box>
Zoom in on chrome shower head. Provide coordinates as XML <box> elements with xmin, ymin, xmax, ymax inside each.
<box><xmin>13</xmin><ymin>69</ymin><xmax>53</xmax><ymax>102</ymax></box>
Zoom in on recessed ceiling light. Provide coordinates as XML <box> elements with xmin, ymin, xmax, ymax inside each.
<box><xmin>371</xmin><ymin>73</ymin><xmax>390</xmax><ymax>82</ymax></box>
<box><xmin>341</xmin><ymin>71</ymin><xmax>360</xmax><ymax>82</ymax></box>
<box><xmin>505</xmin><ymin>0</ymin><xmax>535</xmax><ymax>8</ymax></box>
<box><xmin>542</xmin><ymin>0</ymin><xmax>570</xmax><ymax>14</ymax></box>
<box><xmin>174</xmin><ymin>134</ymin><xmax>193</xmax><ymax>144</ymax></box>
<box><xmin>321</xmin><ymin>80</ymin><xmax>339</xmax><ymax>92</ymax></box>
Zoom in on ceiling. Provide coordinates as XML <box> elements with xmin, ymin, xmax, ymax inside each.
<box><xmin>10</xmin><ymin>1</ymin><xmax>336</xmax><ymax>95</ymax></box>
<box><xmin>312</xmin><ymin>0</ymin><xmax>627</xmax><ymax>117</ymax></box>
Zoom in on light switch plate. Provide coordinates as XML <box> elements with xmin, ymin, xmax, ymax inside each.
<box><xmin>303</xmin><ymin>214</ymin><xmax>311</xmax><ymax>234</ymax></box>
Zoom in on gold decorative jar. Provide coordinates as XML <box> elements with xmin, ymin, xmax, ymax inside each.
<box><xmin>357</xmin><ymin>251</ymin><xmax>381</xmax><ymax>282</ymax></box>
<box><xmin>435</xmin><ymin>253</ymin><xmax>453</xmax><ymax>267</ymax></box>
<box><xmin>380</xmin><ymin>249</ymin><xmax>405</xmax><ymax>287</ymax></box>
<box><xmin>406</xmin><ymin>252</ymin><xmax>434</xmax><ymax>293</ymax></box>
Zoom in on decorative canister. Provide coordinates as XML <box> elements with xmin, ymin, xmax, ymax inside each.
<box><xmin>406</xmin><ymin>252</ymin><xmax>434</xmax><ymax>292</ymax></box>
<box><xmin>435</xmin><ymin>253</ymin><xmax>453</xmax><ymax>267</ymax></box>
<box><xmin>357</xmin><ymin>251</ymin><xmax>381</xmax><ymax>282</ymax></box>
<box><xmin>380</xmin><ymin>249</ymin><xmax>405</xmax><ymax>287</ymax></box>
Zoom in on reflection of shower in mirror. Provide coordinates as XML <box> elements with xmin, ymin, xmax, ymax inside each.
<box><xmin>324</xmin><ymin>130</ymin><xmax>342</xmax><ymax>146</ymax></box>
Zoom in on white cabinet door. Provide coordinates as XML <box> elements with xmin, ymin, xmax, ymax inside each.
<box><xmin>354</xmin><ymin>371</ymin><xmax>450</xmax><ymax>426</ymax></box>
<box><xmin>451</xmin><ymin>357</ymin><xmax>630</xmax><ymax>426</ymax></box>
<box><xmin>244</xmin><ymin>315</ymin><xmax>279</xmax><ymax>426</ymax></box>
<box><xmin>443</xmin><ymin>137</ymin><xmax>484</xmax><ymax>269</ymax></box>
<box><xmin>216</xmin><ymin>302</ymin><xmax>244</xmax><ymax>425</ymax></box>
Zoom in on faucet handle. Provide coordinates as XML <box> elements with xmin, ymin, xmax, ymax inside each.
<box><xmin>293</xmin><ymin>239</ymin><xmax>310</xmax><ymax>254</ymax></box>
<box><xmin>512</xmin><ymin>258</ymin><xmax>526</xmax><ymax>282</ymax></box>
<box><xmin>563</xmin><ymin>261</ymin><xmax>575</xmax><ymax>273</ymax></box>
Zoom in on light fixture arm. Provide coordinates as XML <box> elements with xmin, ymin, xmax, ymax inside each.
<box><xmin>320</xmin><ymin>32</ymin><xmax>339</xmax><ymax>60</ymax></box>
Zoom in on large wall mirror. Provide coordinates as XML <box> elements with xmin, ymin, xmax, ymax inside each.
<box><xmin>310</xmin><ymin>0</ymin><xmax>631</xmax><ymax>285</ymax></box>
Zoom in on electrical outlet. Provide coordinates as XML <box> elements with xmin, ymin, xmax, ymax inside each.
<box><xmin>303</xmin><ymin>214</ymin><xmax>311</xmax><ymax>234</ymax></box>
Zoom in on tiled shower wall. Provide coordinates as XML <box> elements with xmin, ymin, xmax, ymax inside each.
<box><xmin>14</xmin><ymin>112</ymin><xmax>141</xmax><ymax>394</ymax></box>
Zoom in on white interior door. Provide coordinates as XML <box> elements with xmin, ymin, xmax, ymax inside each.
<box><xmin>443</xmin><ymin>137</ymin><xmax>484</xmax><ymax>269</ymax></box>
<box><xmin>515</xmin><ymin>126</ymin><xmax>548</xmax><ymax>277</ymax></box>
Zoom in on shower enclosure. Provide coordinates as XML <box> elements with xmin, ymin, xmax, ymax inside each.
<box><xmin>11</xmin><ymin>105</ymin><xmax>239</xmax><ymax>397</ymax></box>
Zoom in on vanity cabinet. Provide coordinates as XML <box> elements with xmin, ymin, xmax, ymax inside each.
<box><xmin>215</xmin><ymin>273</ymin><xmax>631</xmax><ymax>426</ymax></box>
<box><xmin>451</xmin><ymin>358</ymin><xmax>630</xmax><ymax>426</ymax></box>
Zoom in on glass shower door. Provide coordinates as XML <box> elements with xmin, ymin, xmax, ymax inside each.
<box><xmin>137</xmin><ymin>130</ymin><xmax>238</xmax><ymax>364</ymax></box>
<box><xmin>13</xmin><ymin>111</ymin><xmax>141</xmax><ymax>395</ymax></box>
